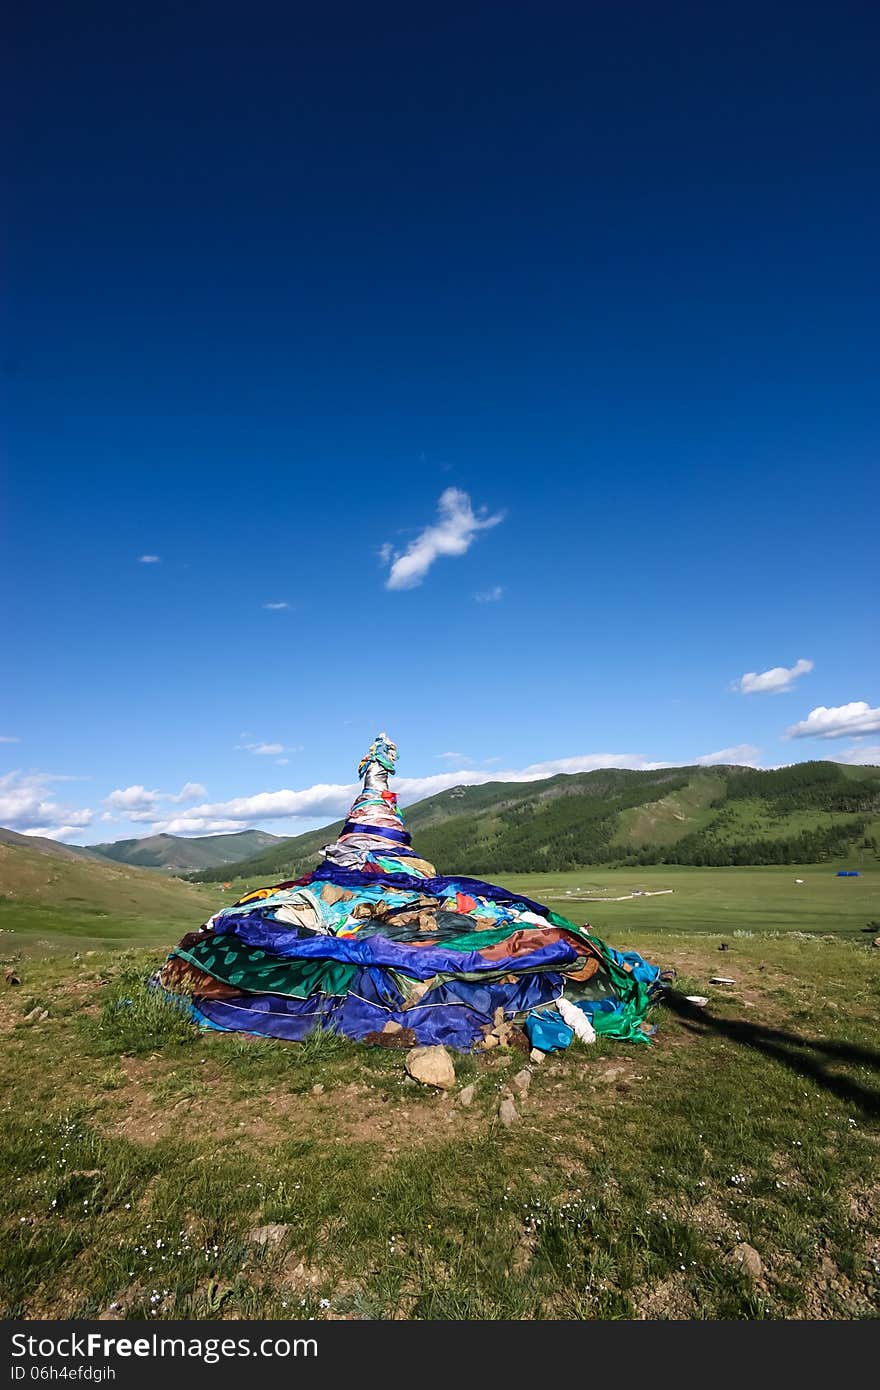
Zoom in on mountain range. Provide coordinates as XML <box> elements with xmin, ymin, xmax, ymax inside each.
<box><xmin>89</xmin><ymin>829</ymin><xmax>283</xmax><ymax>873</ymax></box>
<box><xmin>184</xmin><ymin>759</ymin><xmax>880</xmax><ymax>883</ymax></box>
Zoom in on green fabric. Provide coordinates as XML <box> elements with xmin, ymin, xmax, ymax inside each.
<box><xmin>172</xmin><ymin>939</ymin><xmax>358</xmax><ymax>999</ymax></box>
<box><xmin>546</xmin><ymin>909</ymin><xmax>654</xmax><ymax>1043</ymax></box>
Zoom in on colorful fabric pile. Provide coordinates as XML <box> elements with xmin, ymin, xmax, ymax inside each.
<box><xmin>157</xmin><ymin>735</ymin><xmax>665</xmax><ymax>1053</ymax></box>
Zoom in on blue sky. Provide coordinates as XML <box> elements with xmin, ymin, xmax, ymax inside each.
<box><xmin>2</xmin><ymin>1</ymin><xmax>878</xmax><ymax>842</ymax></box>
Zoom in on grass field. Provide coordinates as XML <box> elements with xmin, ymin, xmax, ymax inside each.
<box><xmin>508</xmin><ymin>865</ymin><xmax>879</xmax><ymax>938</ymax></box>
<box><xmin>0</xmin><ymin>865</ymin><xmax>878</xmax><ymax>1320</ymax></box>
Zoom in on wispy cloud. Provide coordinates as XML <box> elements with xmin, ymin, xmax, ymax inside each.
<box><xmin>262</xmin><ymin>601</ymin><xmax>290</xmax><ymax>610</ymax></box>
<box><xmin>695</xmin><ymin>744</ymin><xmax>763</xmax><ymax>767</ymax></box>
<box><xmin>436</xmin><ymin>751</ymin><xmax>465</xmax><ymax>761</ymax></box>
<box><xmin>785</xmin><ymin>701</ymin><xmax>880</xmax><ymax>740</ymax></box>
<box><xmin>24</xmin><ymin>821</ymin><xmax>95</xmax><ymax>841</ymax></box>
<box><xmin>0</xmin><ymin>770</ymin><xmax>94</xmax><ymax>840</ymax></box>
<box><xmin>138</xmin><ymin>555</ymin><xmax>161</xmax><ymax>564</ymax></box>
<box><xmin>0</xmin><ymin>736</ymin><xmax>20</xmax><ymax>744</ymax></box>
<box><xmin>830</xmin><ymin>744</ymin><xmax>880</xmax><ymax>766</ymax></box>
<box><xmin>167</xmin><ymin>781</ymin><xmax>207</xmax><ymax>803</ymax></box>
<box><xmin>735</xmin><ymin>658</ymin><xmax>813</xmax><ymax>695</ymax></box>
<box><xmin>383</xmin><ymin>488</ymin><xmax>504</xmax><ymax>591</ymax></box>
<box><xmin>475</xmin><ymin>584</ymin><xmax>504</xmax><ymax>603</ymax></box>
<box><xmin>236</xmin><ymin>741</ymin><xmax>303</xmax><ymax>757</ymax></box>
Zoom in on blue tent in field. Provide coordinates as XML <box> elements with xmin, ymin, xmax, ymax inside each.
<box><xmin>836</xmin><ymin>870</ymin><xmax>860</xmax><ymax>877</ymax></box>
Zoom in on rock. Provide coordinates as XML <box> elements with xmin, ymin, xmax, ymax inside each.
<box><xmin>280</xmin><ymin>1254</ymin><xmax>323</xmax><ymax>1288</ymax></box>
<box><xmin>498</xmin><ymin>1095</ymin><xmax>518</xmax><ymax>1127</ymax></box>
<box><xmin>311</xmin><ymin>1083</ymin><xmax>325</xmax><ymax>1095</ymax></box>
<box><xmin>405</xmin><ymin>1045</ymin><xmax>456</xmax><ymax>1091</ymax></box>
<box><xmin>4</xmin><ymin>968</ymin><xmax>20</xmax><ymax>986</ymax></box>
<box><xmin>24</xmin><ymin>1006</ymin><xmax>48</xmax><ymax>1024</ymax></box>
<box><xmin>511</xmin><ymin>1068</ymin><xmax>532</xmax><ymax>1099</ymax></box>
<box><xmin>599</xmin><ymin>1063</ymin><xmax>627</xmax><ymax>1082</ymax></box>
<box><xmin>247</xmin><ymin>1223</ymin><xmax>291</xmax><ymax>1249</ymax></box>
<box><xmin>872</xmin><ymin>937</ymin><xmax>880</xmax><ymax>949</ymax></box>
<box><xmin>729</xmin><ymin>1242</ymin><xmax>763</xmax><ymax>1280</ymax></box>
<box><xmin>457</xmin><ymin>1083</ymin><xmax>476</xmax><ymax>1107</ymax></box>
<box><xmin>529</xmin><ymin>1049</ymin><xmax>545</xmax><ymax>1064</ymax></box>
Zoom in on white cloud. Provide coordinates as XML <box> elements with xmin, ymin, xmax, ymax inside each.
<box><xmin>0</xmin><ymin>771</ymin><xmax>94</xmax><ymax>839</ymax></box>
<box><xmin>475</xmin><ymin>585</ymin><xmax>504</xmax><ymax>603</ymax></box>
<box><xmin>103</xmin><ymin>781</ymin><xmax>207</xmax><ymax>822</ymax></box>
<box><xmin>151</xmin><ymin>782</ymin><xmax>358</xmax><ymax>835</ymax></box>
<box><xmin>24</xmin><ymin>822</ymin><xmax>94</xmax><ymax>841</ymax></box>
<box><xmin>104</xmin><ymin>784</ymin><xmax>159</xmax><ymax>814</ymax></box>
<box><xmin>263</xmin><ymin>601</ymin><xmax>289</xmax><ymax>610</ymax></box>
<box><xmin>151</xmin><ymin>817</ymin><xmax>252</xmax><ymax>836</ymax></box>
<box><xmin>830</xmin><ymin>744</ymin><xmax>880</xmax><ymax>766</ymax></box>
<box><xmin>237</xmin><ymin>741</ymin><xmax>302</xmax><ymax>757</ymax></box>
<box><xmin>695</xmin><ymin>744</ymin><xmax>763</xmax><ymax>767</ymax></box>
<box><xmin>436</xmin><ymin>751</ymin><xmax>465</xmax><ymax>760</ymax></box>
<box><xmin>0</xmin><ymin>735</ymin><xmax>20</xmax><ymax>744</ymax></box>
<box><xmin>167</xmin><ymin>781</ymin><xmax>207</xmax><ymax>803</ymax></box>
<box><xmin>138</xmin><ymin>554</ymin><xmax>161</xmax><ymax>564</ymax></box>
<box><xmin>785</xmin><ymin>701</ymin><xmax>880</xmax><ymax>740</ymax></box>
<box><xmin>384</xmin><ymin>488</ymin><xmax>504</xmax><ymax>591</ymax></box>
<box><xmin>736</xmin><ymin>658</ymin><xmax>813</xmax><ymax>695</ymax></box>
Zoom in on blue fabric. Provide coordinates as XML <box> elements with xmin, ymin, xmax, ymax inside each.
<box><xmin>340</xmin><ymin>821</ymin><xmax>411</xmax><ymax>844</ymax></box>
<box><xmin>526</xmin><ymin>1009</ymin><xmax>573</xmax><ymax>1052</ymax></box>
<box><xmin>189</xmin><ymin>971</ymin><xmax>564</xmax><ymax>1050</ymax></box>
<box><xmin>212</xmin><ymin>908</ymin><xmax>581</xmax><ymax>980</ymax></box>
<box><xmin>604</xmin><ymin>946</ymin><xmax>663</xmax><ymax>987</ymax></box>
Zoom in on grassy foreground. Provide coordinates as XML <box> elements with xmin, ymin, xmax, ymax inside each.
<box><xmin>1</xmin><ymin>896</ymin><xmax>878</xmax><ymax>1319</ymax></box>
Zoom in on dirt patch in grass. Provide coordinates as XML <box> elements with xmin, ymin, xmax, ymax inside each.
<box><xmin>103</xmin><ymin>1064</ymin><xmax>497</xmax><ymax>1151</ymax></box>
<box><xmin>635</xmin><ymin>1273</ymin><xmax>696</xmax><ymax>1320</ymax></box>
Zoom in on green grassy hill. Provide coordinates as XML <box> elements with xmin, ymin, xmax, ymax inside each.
<box><xmin>0</xmin><ymin>832</ymin><xmax>217</xmax><ymax>952</ymax></box>
<box><xmin>90</xmin><ymin>829</ymin><xmax>283</xmax><ymax>873</ymax></box>
<box><xmin>0</xmin><ymin>826</ymin><xmax>101</xmax><ymax>862</ymax></box>
<box><xmin>189</xmin><ymin>760</ymin><xmax>880</xmax><ymax>883</ymax></box>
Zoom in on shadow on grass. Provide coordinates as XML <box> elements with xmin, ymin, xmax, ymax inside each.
<box><xmin>663</xmin><ymin>991</ymin><xmax>880</xmax><ymax>1118</ymax></box>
